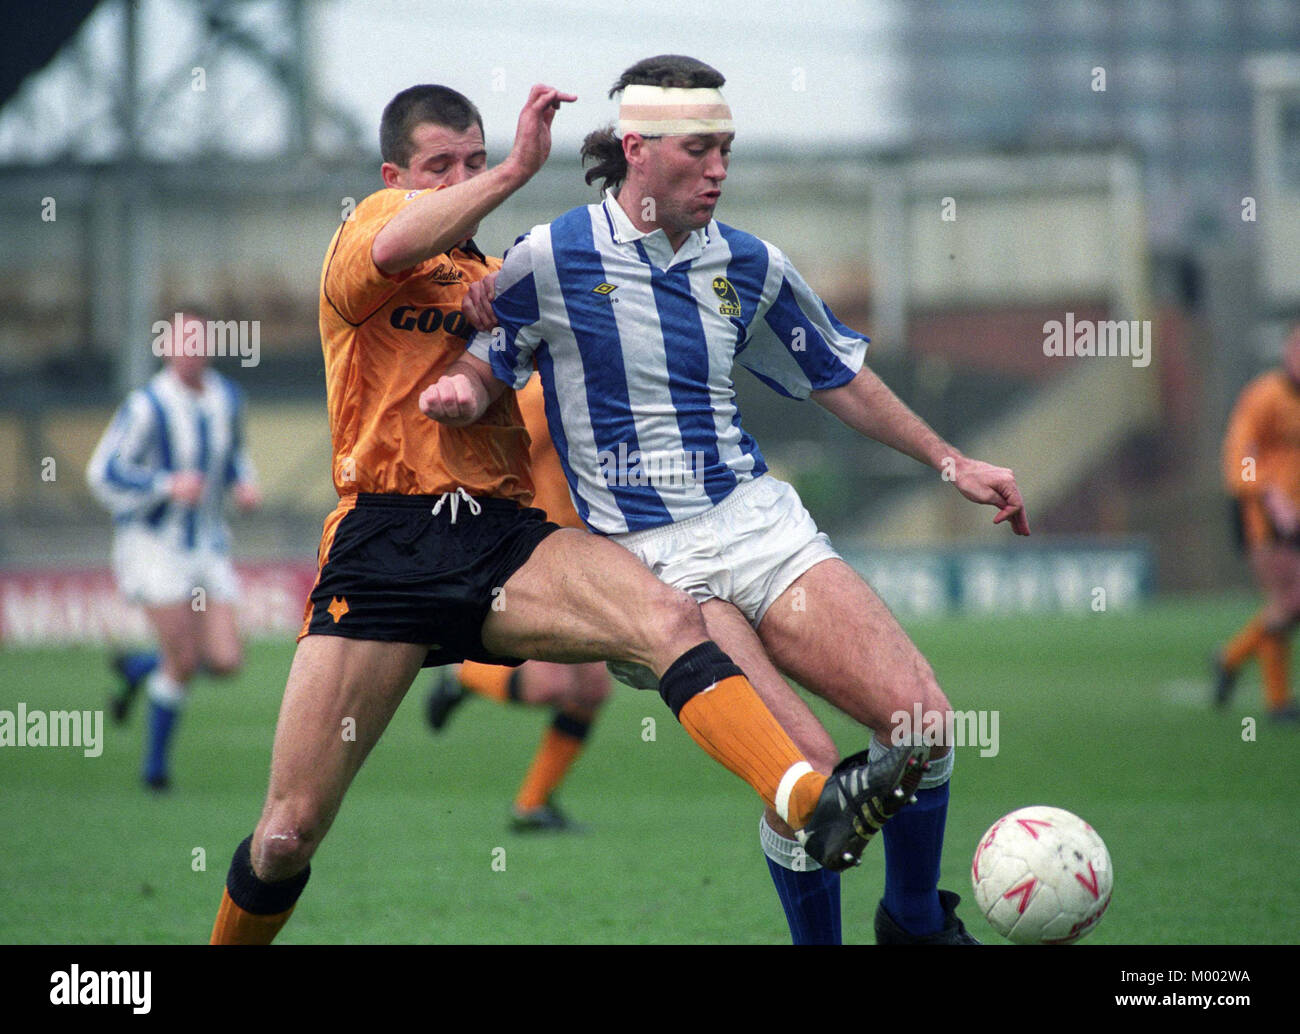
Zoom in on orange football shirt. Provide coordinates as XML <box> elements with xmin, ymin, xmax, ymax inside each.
<box><xmin>319</xmin><ymin>187</ymin><xmax>532</xmax><ymax>503</ymax></box>
<box><xmin>1222</xmin><ymin>370</ymin><xmax>1300</xmax><ymax>506</ymax></box>
<box><xmin>517</xmin><ymin>373</ymin><xmax>581</xmax><ymax>530</ymax></box>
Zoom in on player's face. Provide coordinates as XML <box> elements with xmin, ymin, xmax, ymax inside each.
<box><xmin>168</xmin><ymin>315</ymin><xmax>208</xmax><ymax>388</ymax></box>
<box><xmin>639</xmin><ymin>133</ymin><xmax>731</xmax><ymax>239</ymax></box>
<box><xmin>385</xmin><ymin>121</ymin><xmax>489</xmax><ymax>237</ymax></box>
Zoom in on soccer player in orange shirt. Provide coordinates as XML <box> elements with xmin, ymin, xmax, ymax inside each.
<box><xmin>424</xmin><ymin>373</ymin><xmax>612</xmax><ymax>832</ymax></box>
<box><xmin>208</xmin><ymin>82</ymin><xmax>926</xmax><ymax>945</ymax></box>
<box><xmin>1216</xmin><ymin>325</ymin><xmax>1300</xmax><ymax>721</ymax></box>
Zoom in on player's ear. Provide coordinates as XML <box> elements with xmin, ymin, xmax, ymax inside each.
<box><xmin>622</xmin><ymin>133</ymin><xmax>645</xmax><ymax>171</ymax></box>
<box><xmin>380</xmin><ymin>162</ymin><xmax>403</xmax><ymax>189</ymax></box>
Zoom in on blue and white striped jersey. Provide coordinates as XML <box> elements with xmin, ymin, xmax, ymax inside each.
<box><xmin>467</xmin><ymin>191</ymin><xmax>868</xmax><ymax>534</ymax></box>
<box><xmin>86</xmin><ymin>367</ymin><xmax>255</xmax><ymax>553</ymax></box>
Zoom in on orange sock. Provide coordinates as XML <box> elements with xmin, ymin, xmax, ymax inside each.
<box><xmin>514</xmin><ymin>711</ymin><xmax>589</xmax><ymax>811</ymax></box>
<box><xmin>1222</xmin><ymin>615</ymin><xmax>1266</xmax><ymax>672</ymax></box>
<box><xmin>1258</xmin><ymin>631</ymin><xmax>1292</xmax><ymax>711</ymax></box>
<box><xmin>458</xmin><ymin>661</ymin><xmax>515</xmax><ymax>703</ymax></box>
<box><xmin>209</xmin><ymin>888</ymin><xmax>296</xmax><ymax>945</ymax></box>
<box><xmin>678</xmin><ymin>674</ymin><xmax>825</xmax><ymax>829</ymax></box>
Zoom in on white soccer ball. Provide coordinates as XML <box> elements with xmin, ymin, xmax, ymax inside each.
<box><xmin>970</xmin><ymin>805</ymin><xmax>1113</xmax><ymax>944</ymax></box>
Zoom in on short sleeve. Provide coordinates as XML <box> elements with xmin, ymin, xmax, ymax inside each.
<box><xmin>322</xmin><ymin>188</ymin><xmax>441</xmax><ymax>324</ymax></box>
<box><xmin>85</xmin><ymin>392</ymin><xmax>171</xmax><ymax>517</ymax></box>
<box><xmin>467</xmin><ymin>233</ymin><xmax>543</xmax><ymax>389</ymax></box>
<box><xmin>736</xmin><ymin>247</ymin><xmax>868</xmax><ymax>400</ymax></box>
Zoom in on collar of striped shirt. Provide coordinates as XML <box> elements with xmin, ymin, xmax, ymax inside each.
<box><xmin>602</xmin><ymin>189</ymin><xmax>709</xmax><ymax>268</ymax></box>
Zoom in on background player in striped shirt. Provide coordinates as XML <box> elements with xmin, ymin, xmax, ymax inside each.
<box><xmin>424</xmin><ymin>373</ymin><xmax>612</xmax><ymax>833</ymax></box>
<box><xmin>87</xmin><ymin>310</ymin><xmax>261</xmax><ymax>790</ymax></box>
<box><xmin>1215</xmin><ymin>324</ymin><xmax>1300</xmax><ymax>720</ymax></box>
<box><xmin>430</xmin><ymin>55</ymin><xmax>1030</xmax><ymax>944</ymax></box>
<box><xmin>210</xmin><ymin>82</ymin><xmax>919</xmax><ymax>946</ymax></box>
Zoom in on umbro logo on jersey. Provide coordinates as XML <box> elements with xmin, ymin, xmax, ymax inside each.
<box><xmin>429</xmin><ymin>263</ymin><xmax>463</xmax><ymax>284</ymax></box>
<box><xmin>592</xmin><ymin>282</ymin><xmax>618</xmax><ymax>295</ymax></box>
<box><xmin>712</xmin><ymin>276</ymin><xmax>741</xmax><ymax>316</ymax></box>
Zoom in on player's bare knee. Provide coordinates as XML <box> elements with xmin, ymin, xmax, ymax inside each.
<box><xmin>253</xmin><ymin>819</ymin><xmax>319</xmax><ymax>881</ymax></box>
<box><xmin>203</xmin><ymin>648</ymin><xmax>243</xmax><ymax>678</ymax></box>
<box><xmin>165</xmin><ymin>652</ymin><xmax>201</xmax><ymax>683</ymax></box>
<box><xmin>580</xmin><ymin>678</ymin><xmax>613</xmax><ymax>710</ymax></box>
<box><xmin>647</xmin><ymin>586</ymin><xmax>707</xmax><ymax>650</ymax></box>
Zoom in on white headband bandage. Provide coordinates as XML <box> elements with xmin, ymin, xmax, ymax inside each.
<box><xmin>617</xmin><ymin>84</ymin><xmax>734</xmax><ymax>137</ymax></box>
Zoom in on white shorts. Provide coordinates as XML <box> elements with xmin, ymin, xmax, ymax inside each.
<box><xmin>607</xmin><ymin>475</ymin><xmax>839</xmax><ymax>688</ymax></box>
<box><xmin>112</xmin><ymin>526</ymin><xmax>240</xmax><ymax>608</ymax></box>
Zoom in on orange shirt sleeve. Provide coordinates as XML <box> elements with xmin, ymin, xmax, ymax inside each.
<box><xmin>322</xmin><ymin>188</ymin><xmax>441</xmax><ymax>325</ymax></box>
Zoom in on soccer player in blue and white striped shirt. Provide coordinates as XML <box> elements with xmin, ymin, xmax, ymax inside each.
<box><xmin>424</xmin><ymin>55</ymin><xmax>1029</xmax><ymax>945</ymax></box>
<box><xmin>87</xmin><ymin>311</ymin><xmax>261</xmax><ymax>790</ymax></box>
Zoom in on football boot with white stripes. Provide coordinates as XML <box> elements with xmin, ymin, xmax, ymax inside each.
<box><xmin>796</xmin><ymin>741</ymin><xmax>930</xmax><ymax>872</ymax></box>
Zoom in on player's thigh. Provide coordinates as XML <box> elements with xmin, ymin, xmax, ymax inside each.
<box><xmin>758</xmin><ymin>557</ymin><xmax>949</xmax><ymax>734</ymax></box>
<box><xmin>1249</xmin><ymin>544</ymin><xmax>1297</xmax><ymax>612</ymax></box>
<box><xmin>700</xmin><ymin>597</ymin><xmax>837</xmax><ymax>773</ymax></box>
<box><xmin>1275</xmin><ymin>545</ymin><xmax>1300</xmax><ymax>615</ymax></box>
<box><xmin>257</xmin><ymin>635</ymin><xmax>427</xmax><ymax>841</ymax></box>
<box><xmin>145</xmin><ymin>601</ymin><xmax>203</xmax><ymax>678</ymax></box>
<box><xmin>199</xmin><ymin>601</ymin><xmax>243</xmax><ymax>675</ymax></box>
<box><xmin>481</xmin><ymin>528</ymin><xmax>705</xmax><ymax>672</ymax></box>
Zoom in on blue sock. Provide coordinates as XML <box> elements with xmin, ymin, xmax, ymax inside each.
<box><xmin>122</xmin><ymin>652</ymin><xmax>159</xmax><ymax>686</ymax></box>
<box><xmin>765</xmin><ymin>857</ymin><xmax>842</xmax><ymax>944</ymax></box>
<box><xmin>143</xmin><ymin>700</ymin><xmax>179</xmax><ymax>783</ymax></box>
<box><xmin>881</xmin><ymin>780</ymin><xmax>949</xmax><ymax>935</ymax></box>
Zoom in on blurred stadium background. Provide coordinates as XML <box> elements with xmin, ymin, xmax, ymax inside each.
<box><xmin>5</xmin><ymin>0</ymin><xmax>1300</xmax><ymax>633</ymax></box>
<box><xmin>2</xmin><ymin>0</ymin><xmax>1299</xmax><ymax>945</ymax></box>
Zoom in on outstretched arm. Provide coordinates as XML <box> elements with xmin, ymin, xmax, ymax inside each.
<box><xmin>812</xmin><ymin>365</ymin><xmax>1030</xmax><ymax>535</ymax></box>
<box><xmin>372</xmin><ymin>85</ymin><xmax>576</xmax><ymax>274</ymax></box>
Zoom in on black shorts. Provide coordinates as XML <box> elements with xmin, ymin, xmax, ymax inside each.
<box><xmin>302</xmin><ymin>493</ymin><xmax>560</xmax><ymax>667</ymax></box>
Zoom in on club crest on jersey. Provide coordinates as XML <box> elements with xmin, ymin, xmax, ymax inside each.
<box><xmin>592</xmin><ymin>282</ymin><xmax>618</xmax><ymax>296</ymax></box>
<box><xmin>712</xmin><ymin>276</ymin><xmax>741</xmax><ymax>316</ymax></box>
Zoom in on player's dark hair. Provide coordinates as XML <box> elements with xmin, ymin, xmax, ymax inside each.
<box><xmin>380</xmin><ymin>85</ymin><xmax>484</xmax><ymax>167</ymax></box>
<box><xmin>581</xmin><ymin>55</ymin><xmax>726</xmax><ymax>195</ymax></box>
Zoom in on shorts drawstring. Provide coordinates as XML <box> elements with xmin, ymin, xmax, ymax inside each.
<box><xmin>431</xmin><ymin>487</ymin><xmax>482</xmax><ymax>525</ymax></box>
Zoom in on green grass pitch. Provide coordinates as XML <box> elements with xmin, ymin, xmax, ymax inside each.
<box><xmin>1</xmin><ymin>593</ymin><xmax>1295</xmax><ymax>944</ymax></box>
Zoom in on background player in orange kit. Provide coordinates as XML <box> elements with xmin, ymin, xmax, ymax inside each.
<box><xmin>1216</xmin><ymin>324</ymin><xmax>1300</xmax><ymax>721</ymax></box>
<box><xmin>425</xmin><ymin>373</ymin><xmax>612</xmax><ymax>832</ymax></box>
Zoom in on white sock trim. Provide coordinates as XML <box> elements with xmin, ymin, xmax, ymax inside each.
<box><xmin>759</xmin><ymin>813</ymin><xmax>821</xmax><ymax>872</ymax></box>
<box><xmin>146</xmin><ymin>671</ymin><xmax>187</xmax><ymax>708</ymax></box>
<box><xmin>918</xmin><ymin>748</ymin><xmax>953</xmax><ymax>790</ymax></box>
<box><xmin>869</xmin><ymin>736</ymin><xmax>954</xmax><ymax>790</ymax></box>
<box><xmin>774</xmin><ymin>760</ymin><xmax>814</xmax><ymax>824</ymax></box>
